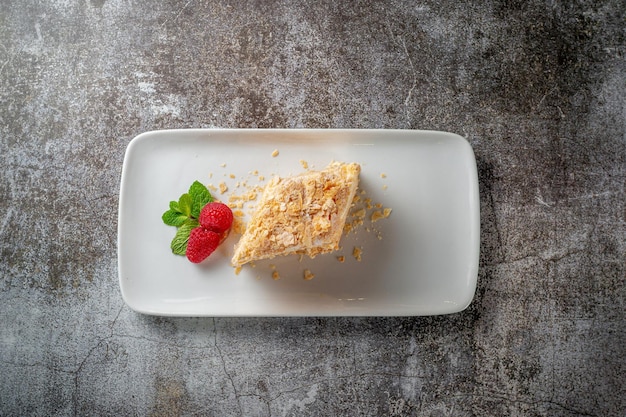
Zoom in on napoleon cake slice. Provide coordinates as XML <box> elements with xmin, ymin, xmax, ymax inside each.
<box><xmin>231</xmin><ymin>162</ymin><xmax>361</xmax><ymax>267</ymax></box>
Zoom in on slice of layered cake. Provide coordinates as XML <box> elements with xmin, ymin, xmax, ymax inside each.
<box><xmin>231</xmin><ymin>162</ymin><xmax>361</xmax><ymax>267</ymax></box>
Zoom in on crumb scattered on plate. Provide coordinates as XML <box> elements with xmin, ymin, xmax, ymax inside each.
<box><xmin>271</xmin><ymin>149</ymin><xmax>279</xmax><ymax>157</ymax></box>
<box><xmin>371</xmin><ymin>208</ymin><xmax>392</xmax><ymax>222</ymax></box>
<box><xmin>353</xmin><ymin>208</ymin><xmax>366</xmax><ymax>219</ymax></box>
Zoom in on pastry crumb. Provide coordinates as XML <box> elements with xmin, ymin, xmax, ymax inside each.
<box><xmin>337</xmin><ymin>255</ymin><xmax>345</xmax><ymax>263</ymax></box>
<box><xmin>383</xmin><ymin>184</ymin><xmax>388</xmax><ymax>191</ymax></box>
<box><xmin>234</xmin><ymin>266</ymin><xmax>242</xmax><ymax>275</ymax></box>
<box><xmin>300</xmin><ymin>160</ymin><xmax>309</xmax><ymax>169</ymax></box>
<box><xmin>380</xmin><ymin>173</ymin><xmax>387</xmax><ymax>178</ymax></box>
<box><xmin>232</xmin><ymin>217</ymin><xmax>246</xmax><ymax>234</ymax></box>
<box><xmin>271</xmin><ymin>149</ymin><xmax>279</xmax><ymax>157</ymax></box>
<box><xmin>219</xmin><ymin>182</ymin><xmax>228</xmax><ymax>194</ymax></box>
<box><xmin>352</xmin><ymin>208</ymin><xmax>366</xmax><ymax>219</ymax></box>
<box><xmin>229</xmin><ymin>173</ymin><xmax>236</xmax><ymax>179</ymax></box>
<box><xmin>220</xmin><ymin>163</ymin><xmax>226</xmax><ymax>167</ymax></box>
<box><xmin>371</xmin><ymin>208</ymin><xmax>392</xmax><ymax>222</ymax></box>
<box><xmin>246</xmin><ymin>190</ymin><xmax>258</xmax><ymax>201</ymax></box>
<box><xmin>352</xmin><ymin>246</ymin><xmax>362</xmax><ymax>261</ymax></box>
<box><xmin>272</xmin><ymin>270</ymin><xmax>280</xmax><ymax>280</ymax></box>
<box><xmin>303</xmin><ymin>269</ymin><xmax>315</xmax><ymax>280</ymax></box>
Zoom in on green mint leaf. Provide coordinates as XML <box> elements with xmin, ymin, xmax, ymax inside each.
<box><xmin>189</xmin><ymin>181</ymin><xmax>213</xmax><ymax>218</ymax></box>
<box><xmin>170</xmin><ymin>222</ymin><xmax>196</xmax><ymax>255</ymax></box>
<box><xmin>183</xmin><ymin>218</ymin><xmax>199</xmax><ymax>228</ymax></box>
<box><xmin>178</xmin><ymin>193</ymin><xmax>192</xmax><ymax>217</ymax></box>
<box><xmin>169</xmin><ymin>200</ymin><xmax>179</xmax><ymax>212</ymax></box>
<box><xmin>162</xmin><ymin>209</ymin><xmax>188</xmax><ymax>227</ymax></box>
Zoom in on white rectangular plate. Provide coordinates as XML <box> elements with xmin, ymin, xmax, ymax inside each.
<box><xmin>118</xmin><ymin>129</ymin><xmax>479</xmax><ymax>316</ymax></box>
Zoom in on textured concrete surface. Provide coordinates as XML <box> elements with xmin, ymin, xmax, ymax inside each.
<box><xmin>1</xmin><ymin>0</ymin><xmax>625</xmax><ymax>416</ymax></box>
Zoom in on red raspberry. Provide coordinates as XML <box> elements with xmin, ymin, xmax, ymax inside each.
<box><xmin>186</xmin><ymin>227</ymin><xmax>221</xmax><ymax>263</ymax></box>
<box><xmin>199</xmin><ymin>202</ymin><xmax>233</xmax><ymax>233</ymax></box>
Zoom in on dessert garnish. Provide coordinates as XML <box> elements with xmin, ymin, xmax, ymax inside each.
<box><xmin>162</xmin><ymin>181</ymin><xmax>233</xmax><ymax>263</ymax></box>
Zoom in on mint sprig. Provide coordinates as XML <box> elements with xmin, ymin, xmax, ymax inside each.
<box><xmin>163</xmin><ymin>181</ymin><xmax>213</xmax><ymax>255</ymax></box>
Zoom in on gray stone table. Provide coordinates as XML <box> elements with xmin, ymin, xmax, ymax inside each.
<box><xmin>1</xmin><ymin>0</ymin><xmax>624</xmax><ymax>416</ymax></box>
